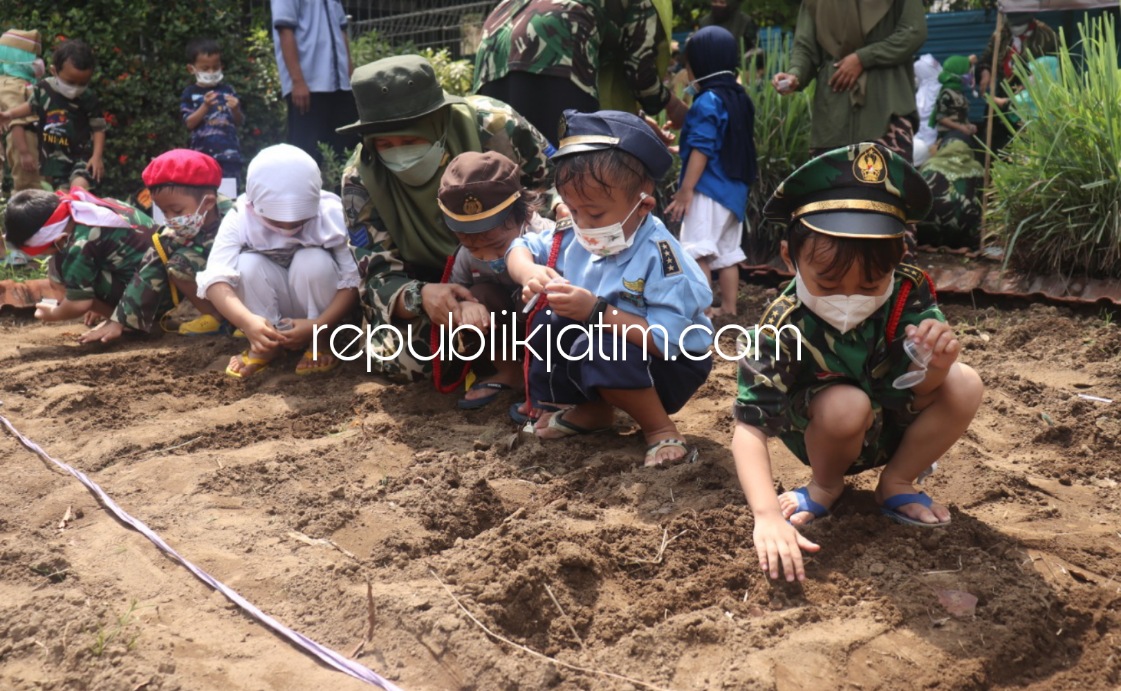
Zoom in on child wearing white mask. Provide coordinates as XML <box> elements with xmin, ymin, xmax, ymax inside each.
<box><xmin>197</xmin><ymin>144</ymin><xmax>360</xmax><ymax>379</ymax></box>
<box><xmin>180</xmin><ymin>37</ymin><xmax>243</xmax><ymax>199</ymax></box>
<box><xmin>732</xmin><ymin>144</ymin><xmax>983</xmax><ymax>584</ymax></box>
<box><xmin>520</xmin><ymin>110</ymin><xmax>714</xmax><ymax>468</ymax></box>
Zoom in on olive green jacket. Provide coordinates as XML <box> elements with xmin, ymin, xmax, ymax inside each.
<box><xmin>789</xmin><ymin>0</ymin><xmax>927</xmax><ymax>149</ymax></box>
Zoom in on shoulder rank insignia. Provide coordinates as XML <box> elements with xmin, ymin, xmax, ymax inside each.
<box><xmin>761</xmin><ymin>295</ymin><xmax>798</xmax><ymax>328</ymax></box>
<box><xmin>555</xmin><ymin>216</ymin><xmax>573</xmax><ymax>232</ymax></box>
<box><xmin>657</xmin><ymin>241</ymin><xmax>682</xmax><ymax>276</ymax></box>
<box><xmin>622</xmin><ymin>277</ymin><xmax>645</xmax><ymax>294</ymax></box>
<box><xmin>896</xmin><ymin>263</ymin><xmax>926</xmax><ymax>288</ymax></box>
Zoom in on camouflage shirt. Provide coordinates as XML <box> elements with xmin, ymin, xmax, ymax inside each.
<box><xmin>343</xmin><ymin>94</ymin><xmax>555</xmax><ymax>334</ymax></box>
<box><xmin>734</xmin><ymin>265</ymin><xmax>945</xmax><ymax>440</ymax></box>
<box><xmin>934</xmin><ymin>88</ymin><xmax>969</xmax><ymax>133</ymax></box>
<box><xmin>979</xmin><ymin>20</ymin><xmax>1058</xmax><ymax>90</ymax></box>
<box><xmin>29</xmin><ymin>80</ymin><xmax>107</xmax><ymax>178</ymax></box>
<box><xmin>48</xmin><ymin>205</ymin><xmax>156</xmax><ymax>306</ymax></box>
<box><xmin>113</xmin><ymin>196</ymin><xmax>235</xmax><ymax>333</ymax></box>
<box><xmin>473</xmin><ymin>0</ymin><xmax>671</xmax><ymax>115</ymax></box>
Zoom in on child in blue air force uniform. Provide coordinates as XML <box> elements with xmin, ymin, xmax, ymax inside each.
<box><xmin>520</xmin><ymin>110</ymin><xmax>714</xmax><ymax>467</ymax></box>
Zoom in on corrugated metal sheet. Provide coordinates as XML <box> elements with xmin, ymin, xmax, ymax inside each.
<box><xmin>740</xmin><ymin>250</ymin><xmax>1121</xmax><ymax>306</ymax></box>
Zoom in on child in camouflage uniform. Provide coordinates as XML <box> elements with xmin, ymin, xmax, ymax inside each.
<box><xmin>78</xmin><ymin>149</ymin><xmax>233</xmax><ymax>344</ymax></box>
<box><xmin>3</xmin><ymin>188</ymin><xmax>154</xmax><ymax>325</ymax></box>
<box><xmin>732</xmin><ymin>143</ymin><xmax>983</xmax><ymax>583</ymax></box>
<box><xmin>0</xmin><ymin>39</ymin><xmax>106</xmax><ymax>190</ymax></box>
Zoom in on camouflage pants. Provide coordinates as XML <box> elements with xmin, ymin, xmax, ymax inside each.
<box><xmin>917</xmin><ymin>172</ymin><xmax>981</xmax><ymax>249</ymax></box>
<box><xmin>114</xmin><ymin>243</ymin><xmax>207</xmax><ymax>333</ymax></box>
<box><xmin>812</xmin><ymin>114</ymin><xmax>919</xmax><ymax>260</ymax></box>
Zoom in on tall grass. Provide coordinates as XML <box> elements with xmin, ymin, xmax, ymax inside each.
<box><xmin>746</xmin><ymin>36</ymin><xmax>815</xmax><ymax>262</ymax></box>
<box><xmin>987</xmin><ymin>13</ymin><xmax>1121</xmax><ymax>278</ymax></box>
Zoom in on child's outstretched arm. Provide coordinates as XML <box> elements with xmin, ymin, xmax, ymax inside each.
<box><xmin>733</xmin><ymin>422</ymin><xmax>820</xmax><ymax>582</ymax></box>
<box><xmin>0</xmin><ymin>101</ymin><xmax>32</xmax><ymax>129</ymax></box>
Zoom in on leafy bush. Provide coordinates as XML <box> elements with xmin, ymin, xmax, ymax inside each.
<box><xmin>350</xmin><ymin>30</ymin><xmax>475</xmax><ymax>98</ymax></box>
<box><xmin>4</xmin><ymin>2</ymin><xmax>286</xmax><ymax>200</ymax></box>
<box><xmin>987</xmin><ymin>13</ymin><xmax>1121</xmax><ymax>278</ymax></box>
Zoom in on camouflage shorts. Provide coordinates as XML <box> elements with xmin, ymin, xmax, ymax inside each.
<box><xmin>42</xmin><ymin>155</ymin><xmax>91</xmax><ymax>189</ymax></box>
<box><xmin>779</xmin><ymin>382</ymin><xmax>919</xmax><ymax>475</ymax></box>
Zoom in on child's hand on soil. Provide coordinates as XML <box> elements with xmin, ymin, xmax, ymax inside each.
<box><xmin>544</xmin><ymin>282</ymin><xmax>595</xmax><ymax>321</ymax></box>
<box><xmin>459</xmin><ymin>301</ymin><xmax>491</xmax><ymax>329</ymax></box>
<box><xmin>242</xmin><ymin>315</ymin><xmax>282</xmax><ymax>354</ymax></box>
<box><xmin>78</xmin><ymin>319</ymin><xmax>124</xmax><ymax>344</ymax></box>
<box><xmin>753</xmin><ymin>512</ymin><xmax>820</xmax><ymax>582</ymax></box>
<box><xmin>906</xmin><ymin>320</ymin><xmax>960</xmax><ymax>370</ymax></box>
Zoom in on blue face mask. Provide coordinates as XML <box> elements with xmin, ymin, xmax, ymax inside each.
<box><xmin>469</xmin><ymin>253</ymin><xmax>507</xmax><ymax>275</ymax></box>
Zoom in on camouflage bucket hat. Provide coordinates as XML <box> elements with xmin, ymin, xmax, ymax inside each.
<box><xmin>337</xmin><ymin>55</ymin><xmax>466</xmax><ymax>136</ymax></box>
<box><xmin>763</xmin><ymin>143</ymin><xmax>933</xmax><ymax>239</ymax></box>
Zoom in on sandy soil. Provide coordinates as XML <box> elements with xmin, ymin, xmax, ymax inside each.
<box><xmin>1</xmin><ymin>288</ymin><xmax>1119</xmax><ymax>691</ymax></box>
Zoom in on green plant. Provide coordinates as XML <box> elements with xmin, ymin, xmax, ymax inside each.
<box><xmin>987</xmin><ymin>14</ymin><xmax>1121</xmax><ymax>278</ymax></box>
<box><xmin>420</xmin><ymin>48</ymin><xmax>475</xmax><ymax>97</ymax></box>
<box><xmin>89</xmin><ymin>599</ymin><xmax>143</xmax><ymax>657</ymax></box>
<box><xmin>4</xmin><ymin>3</ymin><xmax>286</xmax><ymax>201</ymax></box>
<box><xmin>745</xmin><ymin>35</ymin><xmax>814</xmax><ymax>261</ymax></box>
<box><xmin>317</xmin><ymin>142</ymin><xmax>354</xmax><ymax>195</ymax></box>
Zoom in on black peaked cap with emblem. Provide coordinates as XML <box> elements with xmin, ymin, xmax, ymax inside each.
<box><xmin>437</xmin><ymin>151</ymin><xmax>522</xmax><ymax>234</ymax></box>
<box><xmin>554</xmin><ymin>109</ymin><xmax>673</xmax><ymax>180</ymax></box>
<box><xmin>763</xmin><ymin>142</ymin><xmax>932</xmax><ymax>239</ymax></box>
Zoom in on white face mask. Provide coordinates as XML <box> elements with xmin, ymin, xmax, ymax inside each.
<box><xmin>377</xmin><ymin>137</ymin><xmax>446</xmax><ymax>187</ymax></box>
<box><xmin>195</xmin><ymin>69</ymin><xmax>224</xmax><ymax>86</ymax></box>
<box><xmin>48</xmin><ymin>76</ymin><xmax>87</xmax><ymax>100</ymax></box>
<box><xmin>795</xmin><ymin>270</ymin><xmax>894</xmax><ymax>334</ymax></box>
<box><xmin>572</xmin><ymin>193</ymin><xmax>648</xmax><ymax>258</ymax></box>
<box><xmin>163</xmin><ymin>197</ymin><xmax>212</xmax><ymax>241</ymax></box>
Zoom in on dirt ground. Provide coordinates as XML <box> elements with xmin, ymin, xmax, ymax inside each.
<box><xmin>1</xmin><ymin>286</ymin><xmax>1119</xmax><ymax>691</ymax></box>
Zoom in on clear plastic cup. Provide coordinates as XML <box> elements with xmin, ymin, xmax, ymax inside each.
<box><xmin>274</xmin><ymin>318</ymin><xmax>294</xmax><ymax>332</ymax></box>
<box><xmin>892</xmin><ymin>338</ymin><xmax>934</xmax><ymax>389</ymax></box>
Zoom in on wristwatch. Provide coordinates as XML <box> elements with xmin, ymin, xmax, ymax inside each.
<box><xmin>402</xmin><ymin>282</ymin><xmax>425</xmax><ymax>317</ymax></box>
<box><xmin>585</xmin><ymin>296</ymin><xmax>610</xmax><ymax>327</ymax></box>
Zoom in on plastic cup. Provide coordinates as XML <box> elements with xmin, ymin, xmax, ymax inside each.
<box><xmin>274</xmin><ymin>318</ymin><xmax>294</xmax><ymax>332</ymax></box>
<box><xmin>37</xmin><ymin>298</ymin><xmax>59</xmax><ymax>308</ymax></box>
<box><xmin>892</xmin><ymin>338</ymin><xmax>933</xmax><ymax>389</ymax></box>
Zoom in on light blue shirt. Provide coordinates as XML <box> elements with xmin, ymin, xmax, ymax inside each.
<box><xmin>559</xmin><ymin>214</ymin><xmax>714</xmax><ymax>358</ymax></box>
<box><xmin>679</xmin><ymin>91</ymin><xmax>749</xmax><ymax>222</ymax></box>
<box><xmin>271</xmin><ymin>0</ymin><xmax>351</xmax><ymax>96</ymax></box>
<box><xmin>510</xmin><ymin>220</ymin><xmax>575</xmax><ymax>276</ymax></box>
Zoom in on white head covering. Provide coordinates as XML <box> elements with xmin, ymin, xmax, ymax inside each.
<box><xmin>914</xmin><ymin>54</ymin><xmax>943</xmax><ymax>149</ymax></box>
<box><xmin>245</xmin><ymin>144</ymin><xmax>322</xmax><ymax>222</ymax></box>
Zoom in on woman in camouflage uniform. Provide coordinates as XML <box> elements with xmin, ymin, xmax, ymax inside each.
<box><xmin>338</xmin><ymin>55</ymin><xmax>556</xmax><ymax>382</ymax></box>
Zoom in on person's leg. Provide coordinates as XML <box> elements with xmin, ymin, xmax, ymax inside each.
<box><xmin>709</xmin><ymin>207</ymin><xmax>746</xmax><ymax>316</ymax></box>
<box><xmin>679</xmin><ymin>193</ymin><xmax>720</xmax><ymax>313</ymax></box>
<box><xmin>227</xmin><ymin>252</ymin><xmax>290</xmax><ymax>375</ymax></box>
<box><xmin>286</xmin><ymin>247</ymin><xmax>342</xmax><ymax>370</ymax></box>
<box><xmin>874</xmin><ymin>363</ymin><xmax>983</xmax><ymax>524</ymax></box>
<box><xmin>462</xmin><ymin>282</ymin><xmax>522</xmax><ymax>402</ymax></box>
<box><xmin>286</xmin><ymin>92</ymin><xmax>326</xmax><ymax>164</ymax></box>
<box><xmin>9</xmin><ymin>126</ymin><xmax>41</xmax><ymax>192</ymax></box>
<box><xmin>531</xmin><ymin>314</ymin><xmax>612</xmax><ymax>435</ymax></box>
<box><xmin>325</xmin><ymin>90</ymin><xmax>360</xmax><ymax>162</ymax></box>
<box><xmin>780</xmin><ymin>385</ymin><xmax>873</xmax><ymax>526</ymax></box>
<box><xmin>876</xmin><ymin>115</ymin><xmax>919</xmax><ymax>261</ymax></box>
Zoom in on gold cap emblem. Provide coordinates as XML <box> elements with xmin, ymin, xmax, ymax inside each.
<box><xmin>462</xmin><ymin>196</ymin><xmax>483</xmax><ymax>215</ymax></box>
<box><xmin>854</xmin><ymin>147</ymin><xmax>886</xmax><ymax>184</ymax></box>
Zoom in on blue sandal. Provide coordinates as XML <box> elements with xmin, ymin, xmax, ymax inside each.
<box><xmin>880</xmin><ymin>492</ymin><xmax>951</xmax><ymax>528</ymax></box>
<box><xmin>787</xmin><ymin>486</ymin><xmax>831</xmax><ymax>524</ymax></box>
<box><xmin>457</xmin><ymin>381</ymin><xmax>513</xmax><ymax>410</ymax></box>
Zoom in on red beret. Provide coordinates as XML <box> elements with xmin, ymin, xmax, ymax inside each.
<box><xmin>142</xmin><ymin>149</ymin><xmax>222</xmax><ymax>189</ymax></box>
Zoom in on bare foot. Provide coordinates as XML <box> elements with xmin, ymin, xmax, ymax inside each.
<box><xmin>778</xmin><ymin>480</ymin><xmax>845</xmax><ymax>526</ymax></box>
<box><xmin>295</xmin><ymin>349</ymin><xmax>338</xmax><ymax>375</ymax></box>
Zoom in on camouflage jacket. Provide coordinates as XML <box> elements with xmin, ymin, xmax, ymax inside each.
<box><xmin>113</xmin><ymin>196</ymin><xmax>235</xmax><ymax>333</ymax></box>
<box><xmin>342</xmin><ymin>94</ymin><xmax>555</xmax><ymax>331</ymax></box>
<box><xmin>473</xmin><ymin>0</ymin><xmax>671</xmax><ymax>115</ymax></box>
<box><xmin>734</xmin><ymin>264</ymin><xmax>945</xmax><ymax>437</ymax></box>
<box><xmin>48</xmin><ymin>204</ymin><xmax>156</xmax><ymax>306</ymax></box>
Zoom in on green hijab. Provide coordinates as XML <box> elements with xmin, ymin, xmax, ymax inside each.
<box><xmin>358</xmin><ymin>103</ymin><xmax>483</xmax><ymax>273</ymax></box>
<box><xmin>929</xmin><ymin>55</ymin><xmax>971</xmax><ymax>127</ymax></box>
